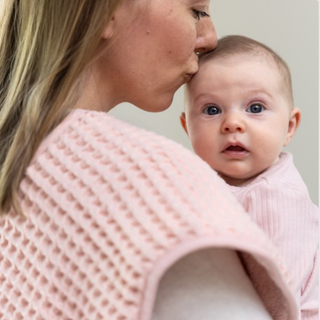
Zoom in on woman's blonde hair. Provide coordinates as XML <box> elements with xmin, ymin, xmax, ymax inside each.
<box><xmin>0</xmin><ymin>0</ymin><xmax>123</xmax><ymax>215</ymax></box>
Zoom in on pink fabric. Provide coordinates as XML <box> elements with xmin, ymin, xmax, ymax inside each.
<box><xmin>0</xmin><ymin>109</ymin><xmax>298</xmax><ymax>320</ymax></box>
<box><xmin>229</xmin><ymin>152</ymin><xmax>319</xmax><ymax>320</ymax></box>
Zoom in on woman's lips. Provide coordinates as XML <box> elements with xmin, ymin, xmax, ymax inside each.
<box><xmin>185</xmin><ymin>74</ymin><xmax>193</xmax><ymax>82</ymax></box>
<box><xmin>185</xmin><ymin>72</ymin><xmax>196</xmax><ymax>82</ymax></box>
<box><xmin>222</xmin><ymin>144</ymin><xmax>249</xmax><ymax>159</ymax></box>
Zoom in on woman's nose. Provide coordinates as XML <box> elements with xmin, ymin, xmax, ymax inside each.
<box><xmin>195</xmin><ymin>16</ymin><xmax>217</xmax><ymax>54</ymax></box>
<box><xmin>221</xmin><ymin>115</ymin><xmax>246</xmax><ymax>133</ymax></box>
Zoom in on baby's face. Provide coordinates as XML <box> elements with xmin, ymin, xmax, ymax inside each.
<box><xmin>182</xmin><ymin>55</ymin><xmax>296</xmax><ymax>186</ymax></box>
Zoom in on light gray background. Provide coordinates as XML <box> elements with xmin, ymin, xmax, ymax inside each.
<box><xmin>1</xmin><ymin>1</ymin><xmax>316</xmax><ymax>203</ymax></box>
<box><xmin>110</xmin><ymin>0</ymin><xmax>319</xmax><ymax>205</ymax></box>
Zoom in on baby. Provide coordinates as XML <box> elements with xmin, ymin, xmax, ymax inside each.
<box><xmin>181</xmin><ymin>35</ymin><xmax>318</xmax><ymax>319</ymax></box>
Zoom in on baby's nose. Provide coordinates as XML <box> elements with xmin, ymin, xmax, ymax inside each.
<box><xmin>221</xmin><ymin>117</ymin><xmax>245</xmax><ymax>133</ymax></box>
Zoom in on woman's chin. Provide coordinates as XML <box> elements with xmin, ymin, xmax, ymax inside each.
<box><xmin>139</xmin><ymin>97</ymin><xmax>174</xmax><ymax>113</ymax></box>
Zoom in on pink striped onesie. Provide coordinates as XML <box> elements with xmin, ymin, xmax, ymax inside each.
<box><xmin>229</xmin><ymin>152</ymin><xmax>319</xmax><ymax>320</ymax></box>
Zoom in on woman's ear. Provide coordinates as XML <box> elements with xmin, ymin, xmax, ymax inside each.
<box><xmin>102</xmin><ymin>1</ymin><xmax>128</xmax><ymax>40</ymax></box>
<box><xmin>102</xmin><ymin>1</ymin><xmax>133</xmax><ymax>40</ymax></box>
<box><xmin>180</xmin><ymin>112</ymin><xmax>189</xmax><ymax>135</ymax></box>
<box><xmin>284</xmin><ymin>107</ymin><xmax>301</xmax><ymax>146</ymax></box>
<box><xmin>102</xmin><ymin>15</ymin><xmax>117</xmax><ymax>40</ymax></box>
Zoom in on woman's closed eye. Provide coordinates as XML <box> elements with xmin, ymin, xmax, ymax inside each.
<box><xmin>192</xmin><ymin>9</ymin><xmax>210</xmax><ymax>20</ymax></box>
<box><xmin>246</xmin><ymin>103</ymin><xmax>265</xmax><ymax>113</ymax></box>
<box><xmin>203</xmin><ymin>105</ymin><xmax>221</xmax><ymax>115</ymax></box>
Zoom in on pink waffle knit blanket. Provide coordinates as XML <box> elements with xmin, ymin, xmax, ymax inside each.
<box><xmin>0</xmin><ymin>109</ymin><xmax>298</xmax><ymax>320</ymax></box>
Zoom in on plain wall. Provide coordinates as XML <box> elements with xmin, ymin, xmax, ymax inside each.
<box><xmin>110</xmin><ymin>0</ymin><xmax>319</xmax><ymax>205</ymax></box>
<box><xmin>1</xmin><ymin>1</ymin><xmax>316</xmax><ymax>203</ymax></box>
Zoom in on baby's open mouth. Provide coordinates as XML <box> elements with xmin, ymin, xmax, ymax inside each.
<box><xmin>222</xmin><ymin>144</ymin><xmax>249</xmax><ymax>159</ymax></box>
<box><xmin>225</xmin><ymin>145</ymin><xmax>246</xmax><ymax>152</ymax></box>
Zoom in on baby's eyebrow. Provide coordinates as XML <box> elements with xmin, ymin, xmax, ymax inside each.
<box><xmin>247</xmin><ymin>89</ymin><xmax>275</xmax><ymax>101</ymax></box>
<box><xmin>193</xmin><ymin>93</ymin><xmax>215</xmax><ymax>104</ymax></box>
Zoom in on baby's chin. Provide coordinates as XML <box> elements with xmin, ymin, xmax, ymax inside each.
<box><xmin>218</xmin><ymin>172</ymin><xmax>260</xmax><ymax>187</ymax></box>
<box><xmin>216</xmin><ymin>160</ymin><xmax>277</xmax><ymax>186</ymax></box>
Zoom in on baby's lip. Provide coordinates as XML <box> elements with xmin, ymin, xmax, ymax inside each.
<box><xmin>222</xmin><ymin>142</ymin><xmax>249</xmax><ymax>159</ymax></box>
<box><xmin>222</xmin><ymin>142</ymin><xmax>248</xmax><ymax>152</ymax></box>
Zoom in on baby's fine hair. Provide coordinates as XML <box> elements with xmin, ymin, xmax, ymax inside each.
<box><xmin>199</xmin><ymin>35</ymin><xmax>294</xmax><ymax>106</ymax></box>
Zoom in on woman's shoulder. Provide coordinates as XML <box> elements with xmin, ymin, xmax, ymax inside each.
<box><xmin>27</xmin><ymin>108</ymin><xmax>226</xmax><ymax>221</ymax></box>
<box><xmin>32</xmin><ymin>108</ymin><xmax>212</xmax><ymax>179</ymax></box>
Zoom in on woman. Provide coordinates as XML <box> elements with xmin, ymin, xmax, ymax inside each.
<box><xmin>0</xmin><ymin>1</ymin><xmax>297</xmax><ymax>319</ymax></box>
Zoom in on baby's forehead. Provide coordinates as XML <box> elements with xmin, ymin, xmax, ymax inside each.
<box><xmin>186</xmin><ymin>37</ymin><xmax>294</xmax><ymax>108</ymax></box>
<box><xmin>188</xmin><ymin>52</ymin><xmax>281</xmax><ymax>94</ymax></box>
<box><xmin>199</xmin><ymin>50</ymin><xmax>278</xmax><ymax>71</ymax></box>
<box><xmin>192</xmin><ymin>51</ymin><xmax>286</xmax><ymax>93</ymax></box>
<box><xmin>185</xmin><ymin>52</ymin><xmax>292</xmax><ymax>110</ymax></box>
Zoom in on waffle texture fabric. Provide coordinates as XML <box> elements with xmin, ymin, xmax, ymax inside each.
<box><xmin>0</xmin><ymin>109</ymin><xmax>298</xmax><ymax>320</ymax></box>
<box><xmin>230</xmin><ymin>152</ymin><xmax>319</xmax><ymax>320</ymax></box>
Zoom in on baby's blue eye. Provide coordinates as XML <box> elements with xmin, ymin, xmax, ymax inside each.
<box><xmin>204</xmin><ymin>105</ymin><xmax>221</xmax><ymax>115</ymax></box>
<box><xmin>247</xmin><ymin>104</ymin><xmax>264</xmax><ymax>113</ymax></box>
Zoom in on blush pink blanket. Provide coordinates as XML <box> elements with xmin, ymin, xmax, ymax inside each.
<box><xmin>0</xmin><ymin>109</ymin><xmax>298</xmax><ymax>319</ymax></box>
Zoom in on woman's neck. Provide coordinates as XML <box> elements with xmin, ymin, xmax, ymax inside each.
<box><xmin>75</xmin><ymin>60</ymin><xmax>120</xmax><ymax>112</ymax></box>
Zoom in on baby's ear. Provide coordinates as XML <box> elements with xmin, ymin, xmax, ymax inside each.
<box><xmin>180</xmin><ymin>112</ymin><xmax>189</xmax><ymax>136</ymax></box>
<box><xmin>284</xmin><ymin>107</ymin><xmax>301</xmax><ymax>146</ymax></box>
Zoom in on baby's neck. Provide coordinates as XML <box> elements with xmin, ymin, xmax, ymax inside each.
<box><xmin>219</xmin><ymin>174</ymin><xmax>258</xmax><ymax>187</ymax></box>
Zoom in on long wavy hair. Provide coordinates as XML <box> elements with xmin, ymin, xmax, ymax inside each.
<box><xmin>0</xmin><ymin>0</ymin><xmax>123</xmax><ymax>215</ymax></box>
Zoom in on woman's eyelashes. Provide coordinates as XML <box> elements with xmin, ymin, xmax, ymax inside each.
<box><xmin>192</xmin><ymin>9</ymin><xmax>210</xmax><ymax>20</ymax></box>
<box><xmin>246</xmin><ymin>103</ymin><xmax>265</xmax><ymax>113</ymax></box>
<box><xmin>203</xmin><ymin>105</ymin><xmax>221</xmax><ymax>115</ymax></box>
